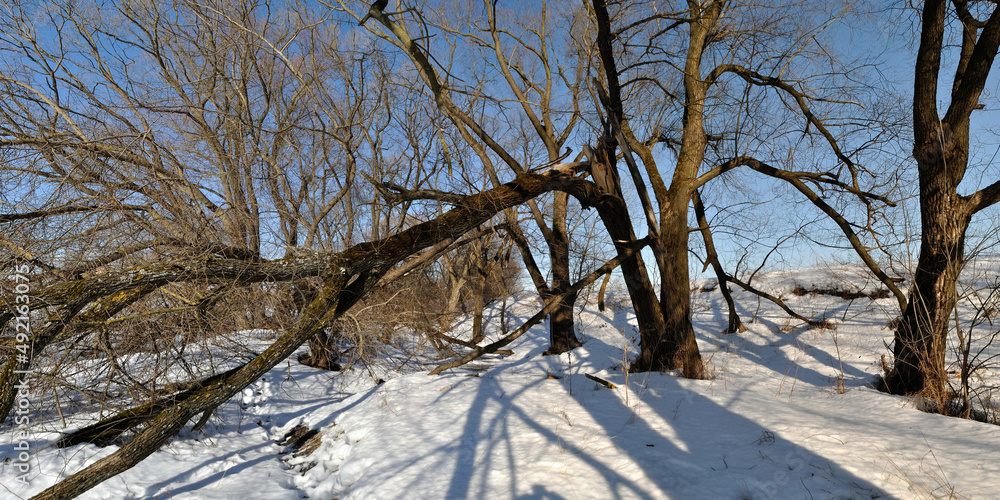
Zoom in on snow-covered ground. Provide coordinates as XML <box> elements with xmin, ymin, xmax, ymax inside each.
<box><xmin>3</xmin><ymin>265</ymin><xmax>999</xmax><ymax>499</ymax></box>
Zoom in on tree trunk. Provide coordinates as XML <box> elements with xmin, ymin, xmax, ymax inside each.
<box><xmin>585</xmin><ymin>141</ymin><xmax>673</xmax><ymax>369</ymax></box>
<box><xmin>882</xmin><ymin>187</ymin><xmax>972</xmax><ymax>396</ymax></box>
<box><xmin>543</xmin><ymin>192</ymin><xmax>583</xmax><ymax>355</ymax></box>
<box><xmin>597</xmin><ymin>271</ymin><xmax>612</xmax><ymax>312</ymax></box>
<box><xmin>693</xmin><ymin>189</ymin><xmax>744</xmax><ymax>333</ymax></box>
<box><xmin>880</xmin><ymin>0</ymin><xmax>1000</xmax><ymax>396</ymax></box>
<box><xmin>299</xmin><ymin>329</ymin><xmax>342</xmax><ymax>371</ymax></box>
<box><xmin>589</xmin><ymin>0</ymin><xmax>709</xmax><ymax>378</ymax></box>
<box><xmin>291</xmin><ymin>280</ymin><xmax>342</xmax><ymax>371</ymax></box>
<box><xmin>543</xmin><ymin>288</ymin><xmax>581</xmax><ymax>355</ymax></box>
<box><xmin>471</xmin><ymin>274</ymin><xmax>486</xmax><ymax>344</ymax></box>
<box><xmin>640</xmin><ymin>208</ymin><xmax>704</xmax><ymax>379</ymax></box>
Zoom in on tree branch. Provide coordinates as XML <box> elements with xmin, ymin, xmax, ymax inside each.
<box><xmin>428</xmin><ymin>239</ymin><xmax>645</xmax><ymax>375</ymax></box>
<box><xmin>707</xmin><ymin>64</ymin><xmax>867</xmax><ymax>186</ymax></box>
<box><xmin>968</xmin><ymin>177</ymin><xmax>1000</xmax><ymax>213</ymax></box>
<box><xmin>944</xmin><ymin>3</ymin><xmax>1000</xmax><ymax>127</ymax></box>
<box><xmin>28</xmin><ymin>166</ymin><xmax>594</xmax><ymax>500</ymax></box>
<box><xmin>375</xmin><ymin>182</ymin><xmax>466</xmax><ymax>204</ymax></box>
<box><xmin>741</xmin><ymin>157</ymin><xmax>908</xmax><ymax>312</ymax></box>
<box><xmin>0</xmin><ymin>205</ymin><xmax>97</xmax><ymax>223</ymax></box>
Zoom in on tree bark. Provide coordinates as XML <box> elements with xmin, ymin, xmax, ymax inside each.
<box><xmin>584</xmin><ymin>142</ymin><xmax>671</xmax><ymax>368</ymax></box>
<box><xmin>643</xmin><ymin>206</ymin><xmax>703</xmax><ymax>378</ymax></box>
<box><xmin>882</xmin><ymin>191</ymin><xmax>971</xmax><ymax>396</ymax></box>
<box><xmin>591</xmin><ymin>0</ymin><xmax>708</xmax><ymax>378</ymax></box>
<box><xmin>543</xmin><ymin>288</ymin><xmax>581</xmax><ymax>355</ymax></box>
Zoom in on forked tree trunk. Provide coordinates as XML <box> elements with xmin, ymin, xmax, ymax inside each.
<box><xmin>881</xmin><ymin>0</ymin><xmax>1000</xmax><ymax>396</ymax></box>
<box><xmin>590</xmin><ymin>0</ymin><xmax>707</xmax><ymax>378</ymax></box>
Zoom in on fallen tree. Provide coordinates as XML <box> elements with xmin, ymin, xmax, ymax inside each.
<box><xmin>4</xmin><ymin>164</ymin><xmax>609</xmax><ymax>500</ymax></box>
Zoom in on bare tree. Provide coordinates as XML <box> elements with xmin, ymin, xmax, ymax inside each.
<box><xmin>342</xmin><ymin>0</ymin><xmax>601</xmax><ymax>354</ymax></box>
<box><xmin>584</xmin><ymin>0</ymin><xmax>906</xmax><ymax>375</ymax></box>
<box><xmin>0</xmin><ymin>0</ymin><xmax>409</xmax><ymax>432</ymax></box>
<box><xmin>881</xmin><ymin>0</ymin><xmax>1000</xmax><ymax>397</ymax></box>
<box><xmin>0</xmin><ymin>3</ymin><xmax>608</xmax><ymax>495</ymax></box>
<box><xmin>6</xmin><ymin>163</ymin><xmax>593</xmax><ymax>500</ymax></box>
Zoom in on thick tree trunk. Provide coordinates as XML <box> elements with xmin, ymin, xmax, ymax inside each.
<box><xmin>543</xmin><ymin>288</ymin><xmax>581</xmax><ymax>355</ymax></box>
<box><xmin>543</xmin><ymin>292</ymin><xmax>581</xmax><ymax>355</ymax></box>
<box><xmin>640</xmin><ymin>210</ymin><xmax>704</xmax><ymax>379</ymax></box>
<box><xmin>882</xmin><ymin>187</ymin><xmax>972</xmax><ymax>396</ymax></box>
<box><xmin>589</xmin><ymin>0</ymin><xmax>709</xmax><ymax>378</ymax></box>
<box><xmin>585</xmin><ymin>142</ymin><xmax>675</xmax><ymax>370</ymax></box>
<box><xmin>881</xmin><ymin>0</ymin><xmax>993</xmax><ymax>397</ymax></box>
<box><xmin>290</xmin><ymin>280</ymin><xmax>342</xmax><ymax>371</ymax></box>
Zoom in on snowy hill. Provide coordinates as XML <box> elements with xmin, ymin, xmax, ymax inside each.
<box><xmin>3</xmin><ymin>265</ymin><xmax>999</xmax><ymax>499</ymax></box>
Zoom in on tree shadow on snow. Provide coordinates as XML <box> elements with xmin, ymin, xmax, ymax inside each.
<box><xmin>434</xmin><ymin>357</ymin><xmax>896</xmax><ymax>500</ymax></box>
<box><xmin>435</xmin><ymin>373</ymin><xmax>660</xmax><ymax>500</ymax></box>
<box><xmin>566</xmin><ymin>372</ymin><xmax>895</xmax><ymax>499</ymax></box>
<box><xmin>696</xmin><ymin>294</ymin><xmax>875</xmax><ymax>389</ymax></box>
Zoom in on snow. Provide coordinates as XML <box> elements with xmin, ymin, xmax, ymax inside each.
<box><xmin>3</xmin><ymin>264</ymin><xmax>999</xmax><ymax>499</ymax></box>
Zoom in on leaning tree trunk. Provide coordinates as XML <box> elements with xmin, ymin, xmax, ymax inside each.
<box><xmin>289</xmin><ymin>280</ymin><xmax>342</xmax><ymax>371</ymax></box>
<box><xmin>585</xmin><ymin>142</ymin><xmax>676</xmax><ymax>371</ymax></box>
<box><xmin>597</xmin><ymin>271</ymin><xmax>612</xmax><ymax>312</ymax></box>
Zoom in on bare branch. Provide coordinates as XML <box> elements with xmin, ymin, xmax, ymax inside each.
<box><xmin>428</xmin><ymin>239</ymin><xmax>646</xmax><ymax>375</ymax></box>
